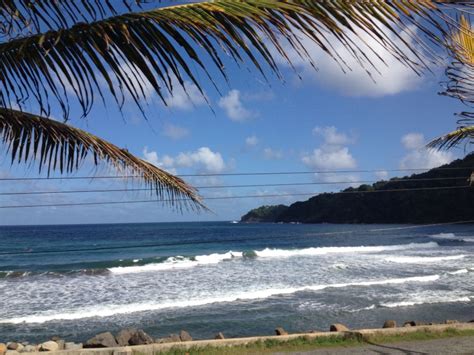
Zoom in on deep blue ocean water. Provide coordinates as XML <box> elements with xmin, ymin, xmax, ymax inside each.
<box><xmin>0</xmin><ymin>222</ymin><xmax>473</xmax><ymax>343</ymax></box>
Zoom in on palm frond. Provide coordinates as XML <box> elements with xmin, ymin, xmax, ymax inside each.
<box><xmin>0</xmin><ymin>108</ymin><xmax>204</xmax><ymax>211</ymax></box>
<box><xmin>0</xmin><ymin>0</ymin><xmax>464</xmax><ymax>120</ymax></box>
<box><xmin>428</xmin><ymin>125</ymin><xmax>474</xmax><ymax>149</ymax></box>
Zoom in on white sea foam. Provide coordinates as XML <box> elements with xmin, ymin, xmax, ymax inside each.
<box><xmin>0</xmin><ymin>274</ymin><xmax>440</xmax><ymax>324</ymax></box>
<box><xmin>449</xmin><ymin>269</ymin><xmax>469</xmax><ymax>275</ymax></box>
<box><xmin>255</xmin><ymin>242</ymin><xmax>438</xmax><ymax>258</ymax></box>
<box><xmin>109</xmin><ymin>251</ymin><xmax>243</xmax><ymax>274</ymax></box>
<box><xmin>386</xmin><ymin>255</ymin><xmax>466</xmax><ymax>264</ymax></box>
<box><xmin>381</xmin><ymin>295</ymin><xmax>471</xmax><ymax>308</ymax></box>
<box><xmin>431</xmin><ymin>233</ymin><xmax>474</xmax><ymax>243</ymax></box>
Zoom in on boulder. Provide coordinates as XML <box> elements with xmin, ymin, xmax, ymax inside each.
<box><xmin>115</xmin><ymin>329</ymin><xmax>137</xmax><ymax>346</ymax></box>
<box><xmin>445</xmin><ymin>320</ymin><xmax>459</xmax><ymax>324</ymax></box>
<box><xmin>129</xmin><ymin>330</ymin><xmax>154</xmax><ymax>346</ymax></box>
<box><xmin>382</xmin><ymin>320</ymin><xmax>397</xmax><ymax>328</ymax></box>
<box><xmin>6</xmin><ymin>343</ymin><xmax>22</xmax><ymax>352</ymax></box>
<box><xmin>39</xmin><ymin>341</ymin><xmax>59</xmax><ymax>352</ymax></box>
<box><xmin>5</xmin><ymin>351</ymin><xmax>19</xmax><ymax>355</ymax></box>
<box><xmin>157</xmin><ymin>335</ymin><xmax>181</xmax><ymax>343</ymax></box>
<box><xmin>0</xmin><ymin>344</ymin><xmax>6</xmax><ymax>355</ymax></box>
<box><xmin>330</xmin><ymin>323</ymin><xmax>349</xmax><ymax>332</ymax></box>
<box><xmin>85</xmin><ymin>332</ymin><xmax>118</xmax><ymax>348</ymax></box>
<box><xmin>64</xmin><ymin>343</ymin><xmax>83</xmax><ymax>350</ymax></box>
<box><xmin>275</xmin><ymin>327</ymin><xmax>288</xmax><ymax>336</ymax></box>
<box><xmin>22</xmin><ymin>345</ymin><xmax>37</xmax><ymax>353</ymax></box>
<box><xmin>403</xmin><ymin>321</ymin><xmax>416</xmax><ymax>327</ymax></box>
<box><xmin>112</xmin><ymin>350</ymin><xmax>132</xmax><ymax>355</ymax></box>
<box><xmin>179</xmin><ymin>330</ymin><xmax>192</xmax><ymax>342</ymax></box>
<box><xmin>214</xmin><ymin>332</ymin><xmax>225</xmax><ymax>340</ymax></box>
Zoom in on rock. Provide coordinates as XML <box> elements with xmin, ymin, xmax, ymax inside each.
<box><xmin>5</xmin><ymin>351</ymin><xmax>19</xmax><ymax>355</ymax></box>
<box><xmin>116</xmin><ymin>329</ymin><xmax>137</xmax><ymax>346</ymax></box>
<box><xmin>445</xmin><ymin>320</ymin><xmax>459</xmax><ymax>324</ymax></box>
<box><xmin>383</xmin><ymin>320</ymin><xmax>397</xmax><ymax>328</ymax></box>
<box><xmin>129</xmin><ymin>330</ymin><xmax>154</xmax><ymax>346</ymax></box>
<box><xmin>64</xmin><ymin>343</ymin><xmax>82</xmax><ymax>350</ymax></box>
<box><xmin>403</xmin><ymin>321</ymin><xmax>416</xmax><ymax>327</ymax></box>
<box><xmin>39</xmin><ymin>341</ymin><xmax>59</xmax><ymax>352</ymax></box>
<box><xmin>0</xmin><ymin>344</ymin><xmax>6</xmax><ymax>355</ymax></box>
<box><xmin>22</xmin><ymin>345</ymin><xmax>37</xmax><ymax>353</ymax></box>
<box><xmin>6</xmin><ymin>344</ymin><xmax>21</xmax><ymax>351</ymax></box>
<box><xmin>112</xmin><ymin>350</ymin><xmax>132</xmax><ymax>355</ymax></box>
<box><xmin>275</xmin><ymin>327</ymin><xmax>288</xmax><ymax>336</ymax></box>
<box><xmin>214</xmin><ymin>332</ymin><xmax>225</xmax><ymax>340</ymax></box>
<box><xmin>179</xmin><ymin>330</ymin><xmax>192</xmax><ymax>342</ymax></box>
<box><xmin>85</xmin><ymin>332</ymin><xmax>118</xmax><ymax>348</ymax></box>
<box><xmin>330</xmin><ymin>323</ymin><xmax>349</xmax><ymax>332</ymax></box>
<box><xmin>157</xmin><ymin>335</ymin><xmax>181</xmax><ymax>343</ymax></box>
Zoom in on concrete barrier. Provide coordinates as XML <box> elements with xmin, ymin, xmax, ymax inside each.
<box><xmin>24</xmin><ymin>322</ymin><xmax>474</xmax><ymax>355</ymax></box>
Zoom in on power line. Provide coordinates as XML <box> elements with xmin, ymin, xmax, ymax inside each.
<box><xmin>1</xmin><ymin>167</ymin><xmax>473</xmax><ymax>181</ymax></box>
<box><xmin>0</xmin><ymin>177</ymin><xmax>467</xmax><ymax>196</ymax></box>
<box><xmin>0</xmin><ymin>185</ymin><xmax>470</xmax><ymax>209</ymax></box>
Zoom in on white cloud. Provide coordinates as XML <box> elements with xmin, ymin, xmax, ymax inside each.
<box><xmin>399</xmin><ymin>133</ymin><xmax>454</xmax><ymax>170</ymax></box>
<box><xmin>263</xmin><ymin>148</ymin><xmax>283</xmax><ymax>160</ymax></box>
<box><xmin>143</xmin><ymin>147</ymin><xmax>227</xmax><ymax>174</ymax></box>
<box><xmin>162</xmin><ymin>123</ymin><xmax>189</xmax><ymax>140</ymax></box>
<box><xmin>218</xmin><ymin>90</ymin><xmax>256</xmax><ymax>122</ymax></box>
<box><xmin>245</xmin><ymin>135</ymin><xmax>259</xmax><ymax>147</ymax></box>
<box><xmin>313</xmin><ymin>126</ymin><xmax>355</xmax><ymax>145</ymax></box>
<box><xmin>302</xmin><ymin>145</ymin><xmax>356</xmax><ymax>170</ymax></box>
<box><xmin>401</xmin><ymin>133</ymin><xmax>425</xmax><ymax>150</ymax></box>
<box><xmin>278</xmin><ymin>24</ymin><xmax>425</xmax><ymax>97</ymax></box>
<box><xmin>165</xmin><ymin>80</ymin><xmax>207</xmax><ymax>110</ymax></box>
<box><xmin>375</xmin><ymin>170</ymin><xmax>389</xmax><ymax>180</ymax></box>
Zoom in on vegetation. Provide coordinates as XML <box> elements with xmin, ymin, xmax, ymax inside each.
<box><xmin>157</xmin><ymin>328</ymin><xmax>474</xmax><ymax>354</ymax></box>
<box><xmin>240</xmin><ymin>205</ymin><xmax>288</xmax><ymax>223</ymax></box>
<box><xmin>0</xmin><ymin>1</ymin><xmax>473</xmax><ymax>210</ymax></box>
<box><xmin>241</xmin><ymin>154</ymin><xmax>474</xmax><ymax>224</ymax></box>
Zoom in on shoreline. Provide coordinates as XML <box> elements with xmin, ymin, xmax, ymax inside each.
<box><xmin>2</xmin><ymin>322</ymin><xmax>474</xmax><ymax>354</ymax></box>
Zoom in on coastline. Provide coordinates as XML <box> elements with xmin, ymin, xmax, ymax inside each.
<box><xmin>2</xmin><ymin>322</ymin><xmax>474</xmax><ymax>355</ymax></box>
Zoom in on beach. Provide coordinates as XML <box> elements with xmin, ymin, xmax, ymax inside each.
<box><xmin>0</xmin><ymin>222</ymin><xmax>473</xmax><ymax>344</ymax></box>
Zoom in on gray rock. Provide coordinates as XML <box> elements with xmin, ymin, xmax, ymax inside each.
<box><xmin>22</xmin><ymin>345</ymin><xmax>37</xmax><ymax>353</ymax></box>
<box><xmin>157</xmin><ymin>334</ymin><xmax>181</xmax><ymax>344</ymax></box>
<box><xmin>330</xmin><ymin>323</ymin><xmax>349</xmax><ymax>332</ymax></box>
<box><xmin>179</xmin><ymin>330</ymin><xmax>192</xmax><ymax>342</ymax></box>
<box><xmin>115</xmin><ymin>329</ymin><xmax>137</xmax><ymax>346</ymax></box>
<box><xmin>129</xmin><ymin>330</ymin><xmax>154</xmax><ymax>346</ymax></box>
<box><xmin>275</xmin><ymin>327</ymin><xmax>288</xmax><ymax>336</ymax></box>
<box><xmin>64</xmin><ymin>343</ymin><xmax>82</xmax><ymax>350</ymax></box>
<box><xmin>6</xmin><ymin>344</ymin><xmax>21</xmax><ymax>351</ymax></box>
<box><xmin>383</xmin><ymin>320</ymin><xmax>397</xmax><ymax>328</ymax></box>
<box><xmin>85</xmin><ymin>332</ymin><xmax>118</xmax><ymax>348</ymax></box>
<box><xmin>214</xmin><ymin>332</ymin><xmax>225</xmax><ymax>340</ymax></box>
<box><xmin>403</xmin><ymin>321</ymin><xmax>416</xmax><ymax>327</ymax></box>
<box><xmin>39</xmin><ymin>341</ymin><xmax>59</xmax><ymax>352</ymax></box>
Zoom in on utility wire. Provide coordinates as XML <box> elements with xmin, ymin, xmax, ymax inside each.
<box><xmin>0</xmin><ymin>185</ymin><xmax>470</xmax><ymax>209</ymax></box>
<box><xmin>1</xmin><ymin>167</ymin><xmax>473</xmax><ymax>181</ymax></box>
<box><xmin>0</xmin><ymin>177</ymin><xmax>467</xmax><ymax>196</ymax></box>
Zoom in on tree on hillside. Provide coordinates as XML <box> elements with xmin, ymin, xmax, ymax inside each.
<box><xmin>0</xmin><ymin>0</ymin><xmax>470</xmax><ymax>210</ymax></box>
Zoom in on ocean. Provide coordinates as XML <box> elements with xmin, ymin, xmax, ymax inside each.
<box><xmin>0</xmin><ymin>222</ymin><xmax>473</xmax><ymax>343</ymax></box>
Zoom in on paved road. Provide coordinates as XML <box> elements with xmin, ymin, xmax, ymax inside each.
<box><xmin>277</xmin><ymin>336</ymin><xmax>474</xmax><ymax>354</ymax></box>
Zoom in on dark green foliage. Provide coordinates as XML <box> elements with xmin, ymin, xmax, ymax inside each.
<box><xmin>241</xmin><ymin>204</ymin><xmax>289</xmax><ymax>223</ymax></box>
<box><xmin>242</xmin><ymin>154</ymin><xmax>474</xmax><ymax>224</ymax></box>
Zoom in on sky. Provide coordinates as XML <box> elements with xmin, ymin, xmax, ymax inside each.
<box><xmin>0</xmin><ymin>5</ymin><xmax>469</xmax><ymax>226</ymax></box>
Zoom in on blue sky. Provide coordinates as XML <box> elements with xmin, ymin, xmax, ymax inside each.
<box><xmin>0</xmin><ymin>10</ymin><xmax>468</xmax><ymax>225</ymax></box>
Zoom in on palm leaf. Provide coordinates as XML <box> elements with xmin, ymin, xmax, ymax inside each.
<box><xmin>0</xmin><ymin>108</ymin><xmax>204</xmax><ymax>211</ymax></box>
<box><xmin>428</xmin><ymin>125</ymin><xmax>474</xmax><ymax>149</ymax></box>
<box><xmin>0</xmin><ymin>0</ymin><xmax>466</xmax><ymax>120</ymax></box>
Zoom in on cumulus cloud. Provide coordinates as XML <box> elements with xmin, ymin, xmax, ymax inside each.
<box><xmin>245</xmin><ymin>135</ymin><xmax>259</xmax><ymax>147</ymax></box>
<box><xmin>375</xmin><ymin>170</ymin><xmax>389</xmax><ymax>180</ymax></box>
<box><xmin>313</xmin><ymin>126</ymin><xmax>355</xmax><ymax>145</ymax></box>
<box><xmin>218</xmin><ymin>90</ymin><xmax>256</xmax><ymax>122</ymax></box>
<box><xmin>263</xmin><ymin>147</ymin><xmax>283</xmax><ymax>160</ymax></box>
<box><xmin>400</xmin><ymin>133</ymin><xmax>454</xmax><ymax>170</ymax></box>
<box><xmin>165</xmin><ymin>80</ymin><xmax>207</xmax><ymax>110</ymax></box>
<box><xmin>143</xmin><ymin>147</ymin><xmax>227</xmax><ymax>174</ymax></box>
<box><xmin>278</xmin><ymin>24</ymin><xmax>426</xmax><ymax>97</ymax></box>
<box><xmin>162</xmin><ymin>123</ymin><xmax>189</xmax><ymax>140</ymax></box>
<box><xmin>302</xmin><ymin>145</ymin><xmax>356</xmax><ymax>170</ymax></box>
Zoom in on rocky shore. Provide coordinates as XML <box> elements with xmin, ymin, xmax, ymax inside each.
<box><xmin>1</xmin><ymin>319</ymin><xmax>472</xmax><ymax>354</ymax></box>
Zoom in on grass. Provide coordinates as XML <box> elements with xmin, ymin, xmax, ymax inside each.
<box><xmin>154</xmin><ymin>328</ymin><xmax>474</xmax><ymax>355</ymax></box>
